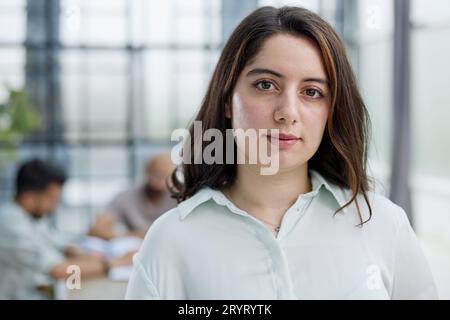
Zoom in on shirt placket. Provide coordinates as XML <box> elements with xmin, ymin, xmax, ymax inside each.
<box><xmin>254</xmin><ymin>228</ymin><xmax>296</xmax><ymax>299</ymax></box>
<box><xmin>212</xmin><ymin>190</ymin><xmax>316</xmax><ymax>300</ymax></box>
<box><xmin>265</xmin><ymin>196</ymin><xmax>315</xmax><ymax>299</ymax></box>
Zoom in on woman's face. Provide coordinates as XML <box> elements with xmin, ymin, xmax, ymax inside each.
<box><xmin>227</xmin><ymin>33</ymin><xmax>331</xmax><ymax>174</ymax></box>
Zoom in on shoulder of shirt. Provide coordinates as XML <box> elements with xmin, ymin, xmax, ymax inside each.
<box><xmin>135</xmin><ymin>206</ymin><xmax>191</xmax><ymax>268</ymax></box>
<box><xmin>0</xmin><ymin>202</ymin><xmax>33</xmax><ymax>236</ymax></box>
<box><xmin>337</xmin><ymin>185</ymin><xmax>410</xmax><ymax>232</ymax></box>
<box><xmin>0</xmin><ymin>201</ymin><xmax>27</xmax><ymax>221</ymax></box>
<box><xmin>309</xmin><ymin>170</ymin><xmax>409</xmax><ymax>230</ymax></box>
<box><xmin>140</xmin><ymin>206</ymin><xmax>185</xmax><ymax>243</ymax></box>
<box><xmin>139</xmin><ymin>192</ymin><xmax>224</xmax><ymax>252</ymax></box>
<box><xmin>132</xmin><ymin>191</ymin><xmax>210</xmax><ymax>249</ymax></box>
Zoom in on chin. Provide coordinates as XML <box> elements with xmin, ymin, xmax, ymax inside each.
<box><xmin>279</xmin><ymin>162</ymin><xmax>306</xmax><ymax>174</ymax></box>
<box><xmin>278</xmin><ymin>149</ymin><xmax>308</xmax><ymax>164</ymax></box>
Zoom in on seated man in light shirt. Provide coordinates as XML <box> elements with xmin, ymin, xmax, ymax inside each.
<box><xmin>90</xmin><ymin>152</ymin><xmax>177</xmax><ymax>240</ymax></box>
<box><xmin>0</xmin><ymin>159</ymin><xmax>134</xmax><ymax>299</ymax></box>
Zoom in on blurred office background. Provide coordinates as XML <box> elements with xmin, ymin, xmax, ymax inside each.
<box><xmin>0</xmin><ymin>0</ymin><xmax>449</xmax><ymax>299</ymax></box>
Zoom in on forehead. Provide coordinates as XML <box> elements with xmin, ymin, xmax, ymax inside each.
<box><xmin>245</xmin><ymin>33</ymin><xmax>328</xmax><ymax>80</ymax></box>
<box><xmin>45</xmin><ymin>183</ymin><xmax>62</xmax><ymax>195</ymax></box>
<box><xmin>146</xmin><ymin>159</ymin><xmax>172</xmax><ymax>173</ymax></box>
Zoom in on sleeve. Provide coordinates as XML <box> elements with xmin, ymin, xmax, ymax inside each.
<box><xmin>39</xmin><ymin>218</ymin><xmax>82</xmax><ymax>251</ymax></box>
<box><xmin>38</xmin><ymin>240</ymin><xmax>66</xmax><ymax>274</ymax></box>
<box><xmin>125</xmin><ymin>254</ymin><xmax>160</xmax><ymax>300</ymax></box>
<box><xmin>391</xmin><ymin>208</ymin><xmax>439</xmax><ymax>300</ymax></box>
<box><xmin>0</xmin><ymin>221</ymin><xmax>65</xmax><ymax>274</ymax></box>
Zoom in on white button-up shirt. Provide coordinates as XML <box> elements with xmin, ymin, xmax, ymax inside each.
<box><xmin>126</xmin><ymin>170</ymin><xmax>438</xmax><ymax>300</ymax></box>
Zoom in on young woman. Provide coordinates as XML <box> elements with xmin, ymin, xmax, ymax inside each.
<box><xmin>126</xmin><ymin>6</ymin><xmax>437</xmax><ymax>300</ymax></box>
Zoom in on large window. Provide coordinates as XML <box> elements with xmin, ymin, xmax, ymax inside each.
<box><xmin>0</xmin><ymin>0</ymin><xmax>25</xmax><ymax>102</ymax></box>
<box><xmin>60</xmin><ymin>0</ymin><xmax>223</xmax><ymax>143</ymax></box>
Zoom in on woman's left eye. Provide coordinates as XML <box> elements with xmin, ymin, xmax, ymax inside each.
<box><xmin>303</xmin><ymin>88</ymin><xmax>323</xmax><ymax>99</ymax></box>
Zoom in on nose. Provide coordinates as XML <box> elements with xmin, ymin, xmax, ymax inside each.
<box><xmin>273</xmin><ymin>88</ymin><xmax>300</xmax><ymax>125</ymax></box>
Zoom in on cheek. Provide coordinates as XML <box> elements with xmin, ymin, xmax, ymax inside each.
<box><xmin>44</xmin><ymin>195</ymin><xmax>58</xmax><ymax>211</ymax></box>
<box><xmin>35</xmin><ymin>197</ymin><xmax>47</xmax><ymax>211</ymax></box>
<box><xmin>41</xmin><ymin>198</ymin><xmax>51</xmax><ymax>209</ymax></box>
<box><xmin>303</xmin><ymin>107</ymin><xmax>329</xmax><ymax>145</ymax></box>
<box><xmin>231</xmin><ymin>92</ymin><xmax>271</xmax><ymax>130</ymax></box>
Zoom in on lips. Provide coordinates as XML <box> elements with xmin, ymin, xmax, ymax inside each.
<box><xmin>272</xmin><ymin>133</ymin><xmax>301</xmax><ymax>141</ymax></box>
<box><xmin>266</xmin><ymin>132</ymin><xmax>302</xmax><ymax>150</ymax></box>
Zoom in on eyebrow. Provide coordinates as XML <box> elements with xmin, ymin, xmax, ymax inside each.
<box><xmin>247</xmin><ymin>68</ymin><xmax>284</xmax><ymax>78</ymax></box>
<box><xmin>246</xmin><ymin>68</ymin><xmax>329</xmax><ymax>87</ymax></box>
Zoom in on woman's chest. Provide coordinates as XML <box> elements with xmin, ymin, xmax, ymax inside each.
<box><xmin>176</xmin><ymin>231</ymin><xmax>392</xmax><ymax>300</ymax></box>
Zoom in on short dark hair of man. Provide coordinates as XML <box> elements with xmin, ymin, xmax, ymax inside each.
<box><xmin>15</xmin><ymin>158</ymin><xmax>67</xmax><ymax>197</ymax></box>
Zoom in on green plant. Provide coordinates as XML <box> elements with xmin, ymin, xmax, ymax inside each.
<box><xmin>0</xmin><ymin>86</ymin><xmax>40</xmax><ymax>146</ymax></box>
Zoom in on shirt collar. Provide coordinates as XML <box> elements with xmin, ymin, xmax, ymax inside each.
<box><xmin>178</xmin><ymin>170</ymin><xmax>348</xmax><ymax>220</ymax></box>
<box><xmin>309</xmin><ymin>170</ymin><xmax>348</xmax><ymax>210</ymax></box>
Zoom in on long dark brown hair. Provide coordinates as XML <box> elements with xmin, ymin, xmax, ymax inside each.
<box><xmin>170</xmin><ymin>6</ymin><xmax>372</xmax><ymax>225</ymax></box>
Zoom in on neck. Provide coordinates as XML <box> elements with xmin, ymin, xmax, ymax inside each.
<box><xmin>225</xmin><ymin>163</ymin><xmax>312</xmax><ymax>224</ymax></box>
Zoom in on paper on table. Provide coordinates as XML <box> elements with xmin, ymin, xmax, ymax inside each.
<box><xmin>77</xmin><ymin>235</ymin><xmax>142</xmax><ymax>259</ymax></box>
<box><xmin>76</xmin><ymin>235</ymin><xmax>141</xmax><ymax>281</ymax></box>
<box><xmin>108</xmin><ymin>236</ymin><xmax>142</xmax><ymax>258</ymax></box>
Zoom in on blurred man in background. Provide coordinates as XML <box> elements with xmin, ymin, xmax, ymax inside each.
<box><xmin>90</xmin><ymin>152</ymin><xmax>177</xmax><ymax>240</ymax></box>
<box><xmin>0</xmin><ymin>159</ymin><xmax>133</xmax><ymax>299</ymax></box>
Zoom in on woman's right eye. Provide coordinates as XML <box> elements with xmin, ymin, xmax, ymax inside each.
<box><xmin>254</xmin><ymin>80</ymin><xmax>276</xmax><ymax>91</ymax></box>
